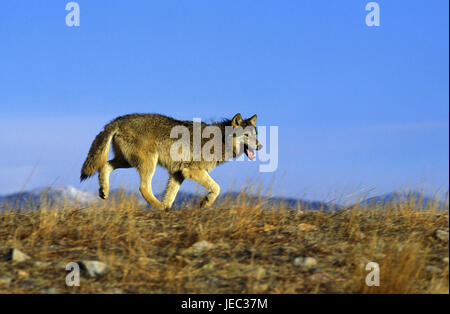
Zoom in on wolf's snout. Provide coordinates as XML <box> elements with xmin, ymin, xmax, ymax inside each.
<box><xmin>257</xmin><ymin>143</ymin><xmax>263</xmax><ymax>150</ymax></box>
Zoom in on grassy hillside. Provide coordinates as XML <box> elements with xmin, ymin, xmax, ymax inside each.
<box><xmin>0</xmin><ymin>190</ymin><xmax>448</xmax><ymax>294</ymax></box>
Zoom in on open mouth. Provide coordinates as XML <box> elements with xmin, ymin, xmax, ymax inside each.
<box><xmin>244</xmin><ymin>145</ymin><xmax>255</xmax><ymax>160</ymax></box>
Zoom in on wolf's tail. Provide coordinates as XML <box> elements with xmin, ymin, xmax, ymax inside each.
<box><xmin>80</xmin><ymin>123</ymin><xmax>118</xmax><ymax>182</ymax></box>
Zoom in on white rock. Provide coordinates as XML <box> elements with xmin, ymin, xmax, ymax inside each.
<box><xmin>425</xmin><ymin>265</ymin><xmax>442</xmax><ymax>274</ymax></box>
<box><xmin>293</xmin><ymin>257</ymin><xmax>318</xmax><ymax>268</ymax></box>
<box><xmin>183</xmin><ymin>241</ymin><xmax>215</xmax><ymax>257</ymax></box>
<box><xmin>2</xmin><ymin>248</ymin><xmax>31</xmax><ymax>263</ymax></box>
<box><xmin>78</xmin><ymin>260</ymin><xmax>109</xmax><ymax>278</ymax></box>
<box><xmin>17</xmin><ymin>270</ymin><xmax>29</xmax><ymax>278</ymax></box>
<box><xmin>0</xmin><ymin>277</ymin><xmax>12</xmax><ymax>285</ymax></box>
<box><xmin>435</xmin><ymin>230</ymin><xmax>449</xmax><ymax>242</ymax></box>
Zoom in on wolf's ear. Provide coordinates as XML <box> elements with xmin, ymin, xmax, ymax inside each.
<box><xmin>231</xmin><ymin>113</ymin><xmax>243</xmax><ymax>127</ymax></box>
<box><xmin>248</xmin><ymin>114</ymin><xmax>257</xmax><ymax>126</ymax></box>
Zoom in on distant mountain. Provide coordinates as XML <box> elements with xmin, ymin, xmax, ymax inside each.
<box><xmin>0</xmin><ymin>186</ymin><xmax>447</xmax><ymax>212</ymax></box>
<box><xmin>359</xmin><ymin>191</ymin><xmax>448</xmax><ymax>210</ymax></box>
<box><xmin>0</xmin><ymin>186</ymin><xmax>337</xmax><ymax>211</ymax></box>
<box><xmin>165</xmin><ymin>191</ymin><xmax>339</xmax><ymax>211</ymax></box>
<box><xmin>0</xmin><ymin>186</ymin><xmax>98</xmax><ymax>210</ymax></box>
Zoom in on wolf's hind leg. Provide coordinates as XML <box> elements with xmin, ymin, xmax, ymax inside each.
<box><xmin>137</xmin><ymin>156</ymin><xmax>166</xmax><ymax>211</ymax></box>
<box><xmin>98</xmin><ymin>158</ymin><xmax>130</xmax><ymax>200</ymax></box>
<box><xmin>182</xmin><ymin>169</ymin><xmax>220</xmax><ymax>208</ymax></box>
<box><xmin>162</xmin><ymin>171</ymin><xmax>185</xmax><ymax>209</ymax></box>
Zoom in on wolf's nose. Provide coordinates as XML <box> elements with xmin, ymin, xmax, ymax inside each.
<box><xmin>257</xmin><ymin>143</ymin><xmax>263</xmax><ymax>150</ymax></box>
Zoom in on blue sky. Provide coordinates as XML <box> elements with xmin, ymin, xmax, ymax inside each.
<box><xmin>0</xmin><ymin>0</ymin><xmax>448</xmax><ymax>200</ymax></box>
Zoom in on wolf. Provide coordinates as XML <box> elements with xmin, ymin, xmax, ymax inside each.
<box><xmin>80</xmin><ymin>113</ymin><xmax>262</xmax><ymax>210</ymax></box>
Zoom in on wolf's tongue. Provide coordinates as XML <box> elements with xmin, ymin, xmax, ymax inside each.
<box><xmin>245</xmin><ymin>148</ymin><xmax>255</xmax><ymax>160</ymax></box>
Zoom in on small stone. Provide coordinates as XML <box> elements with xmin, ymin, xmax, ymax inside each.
<box><xmin>183</xmin><ymin>241</ymin><xmax>215</xmax><ymax>257</ymax></box>
<box><xmin>0</xmin><ymin>277</ymin><xmax>12</xmax><ymax>285</ymax></box>
<box><xmin>443</xmin><ymin>257</ymin><xmax>449</xmax><ymax>264</ymax></box>
<box><xmin>192</xmin><ymin>240</ymin><xmax>215</xmax><ymax>251</ymax></box>
<box><xmin>435</xmin><ymin>230</ymin><xmax>449</xmax><ymax>242</ymax></box>
<box><xmin>17</xmin><ymin>270</ymin><xmax>29</xmax><ymax>278</ymax></box>
<box><xmin>2</xmin><ymin>248</ymin><xmax>31</xmax><ymax>263</ymax></box>
<box><xmin>425</xmin><ymin>265</ymin><xmax>442</xmax><ymax>274</ymax></box>
<box><xmin>78</xmin><ymin>260</ymin><xmax>109</xmax><ymax>278</ymax></box>
<box><xmin>293</xmin><ymin>257</ymin><xmax>318</xmax><ymax>268</ymax></box>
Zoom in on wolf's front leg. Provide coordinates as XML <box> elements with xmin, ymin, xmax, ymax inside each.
<box><xmin>182</xmin><ymin>169</ymin><xmax>220</xmax><ymax>208</ymax></box>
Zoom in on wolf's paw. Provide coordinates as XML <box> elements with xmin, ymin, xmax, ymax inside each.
<box><xmin>161</xmin><ymin>205</ymin><xmax>171</xmax><ymax>212</ymax></box>
<box><xmin>199</xmin><ymin>195</ymin><xmax>215</xmax><ymax>209</ymax></box>
<box><xmin>98</xmin><ymin>188</ymin><xmax>108</xmax><ymax>200</ymax></box>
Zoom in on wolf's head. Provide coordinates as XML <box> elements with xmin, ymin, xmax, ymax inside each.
<box><xmin>229</xmin><ymin>113</ymin><xmax>263</xmax><ymax>160</ymax></box>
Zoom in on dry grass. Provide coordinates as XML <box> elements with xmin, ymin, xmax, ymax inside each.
<box><xmin>0</xmin><ymin>189</ymin><xmax>448</xmax><ymax>294</ymax></box>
